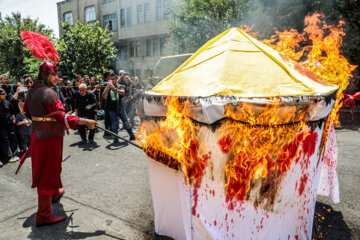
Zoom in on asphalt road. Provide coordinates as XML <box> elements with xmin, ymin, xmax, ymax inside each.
<box><xmin>0</xmin><ymin>115</ymin><xmax>359</xmax><ymax>240</ymax></box>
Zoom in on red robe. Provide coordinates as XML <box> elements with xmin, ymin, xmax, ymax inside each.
<box><xmin>23</xmin><ymin>87</ymin><xmax>79</xmax><ymax>190</ymax></box>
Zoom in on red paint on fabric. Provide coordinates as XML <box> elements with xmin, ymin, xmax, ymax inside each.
<box><xmin>298</xmin><ymin>174</ymin><xmax>309</xmax><ymax>196</ymax></box>
<box><xmin>218</xmin><ymin>135</ymin><xmax>234</xmax><ymax>154</ymax></box>
<box><xmin>295</xmin><ymin>235</ymin><xmax>299</xmax><ymax>240</ymax></box>
<box><xmin>191</xmin><ymin>188</ymin><xmax>199</xmax><ymax>216</ymax></box>
<box><xmin>185</xmin><ymin>139</ymin><xmax>211</xmax><ymax>216</ymax></box>
<box><xmin>214</xmin><ymin>220</ymin><xmax>217</xmax><ymax>226</ymax></box>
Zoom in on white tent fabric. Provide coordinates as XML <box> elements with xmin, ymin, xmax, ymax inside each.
<box><xmin>317</xmin><ymin>124</ymin><xmax>340</xmax><ymax>203</ymax></box>
<box><xmin>147</xmin><ymin>123</ymin><xmax>338</xmax><ymax>240</ymax></box>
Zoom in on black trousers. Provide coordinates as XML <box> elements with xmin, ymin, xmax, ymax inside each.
<box><xmin>0</xmin><ymin>127</ymin><xmax>18</xmax><ymax>162</ymax></box>
<box><xmin>104</xmin><ymin>109</ymin><xmax>111</xmax><ymax>130</ymax></box>
<box><xmin>78</xmin><ymin>115</ymin><xmax>95</xmax><ymax>141</ymax></box>
<box><xmin>18</xmin><ymin>134</ymin><xmax>30</xmax><ymax>152</ymax></box>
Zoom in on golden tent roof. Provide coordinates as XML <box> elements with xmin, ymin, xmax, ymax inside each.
<box><xmin>151</xmin><ymin>28</ymin><xmax>338</xmax><ymax>97</ymax></box>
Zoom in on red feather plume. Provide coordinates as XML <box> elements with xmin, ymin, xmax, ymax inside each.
<box><xmin>21</xmin><ymin>31</ymin><xmax>60</xmax><ymax>63</ymax></box>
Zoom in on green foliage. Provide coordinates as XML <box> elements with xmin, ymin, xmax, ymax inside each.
<box><xmin>0</xmin><ymin>13</ymin><xmax>53</xmax><ymax>81</ymax></box>
<box><xmin>168</xmin><ymin>0</ymin><xmax>360</xmax><ymax>65</ymax></box>
<box><xmin>168</xmin><ymin>0</ymin><xmax>250</xmax><ymax>53</ymax></box>
<box><xmin>57</xmin><ymin>21</ymin><xmax>117</xmax><ymax>79</ymax></box>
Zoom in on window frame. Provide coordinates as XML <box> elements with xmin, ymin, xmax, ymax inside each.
<box><xmin>63</xmin><ymin>11</ymin><xmax>73</xmax><ymax>25</ymax></box>
<box><xmin>156</xmin><ymin>0</ymin><xmax>162</xmax><ymax>21</ymax></box>
<box><xmin>120</xmin><ymin>8</ymin><xmax>126</xmax><ymax>27</ymax></box>
<box><xmin>126</xmin><ymin>7</ymin><xmax>132</xmax><ymax>26</ymax></box>
<box><xmin>84</xmin><ymin>5</ymin><xmax>96</xmax><ymax>22</ymax></box>
<box><xmin>153</xmin><ymin>38</ymin><xmax>159</xmax><ymax>56</ymax></box>
<box><xmin>144</xmin><ymin>3</ymin><xmax>150</xmax><ymax>23</ymax></box>
<box><xmin>104</xmin><ymin>14</ymin><xmax>117</xmax><ymax>31</ymax></box>
<box><xmin>164</xmin><ymin>0</ymin><xmax>170</xmax><ymax>20</ymax></box>
<box><xmin>137</xmin><ymin>4</ymin><xmax>143</xmax><ymax>24</ymax></box>
<box><xmin>146</xmin><ymin>39</ymin><xmax>152</xmax><ymax>57</ymax></box>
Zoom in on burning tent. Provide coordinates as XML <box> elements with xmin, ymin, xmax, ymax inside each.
<box><xmin>138</xmin><ymin>28</ymin><xmax>339</xmax><ymax>240</ymax></box>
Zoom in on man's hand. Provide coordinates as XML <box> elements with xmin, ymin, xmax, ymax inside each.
<box><xmin>77</xmin><ymin>118</ymin><xmax>98</xmax><ymax>130</ymax></box>
<box><xmin>85</xmin><ymin>119</ymin><xmax>97</xmax><ymax>130</ymax></box>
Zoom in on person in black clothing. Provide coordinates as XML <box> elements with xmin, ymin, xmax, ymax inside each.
<box><xmin>15</xmin><ymin>102</ymin><xmax>32</xmax><ymax>155</ymax></box>
<box><xmin>89</xmin><ymin>77</ymin><xmax>101</xmax><ymax>108</ymax></box>
<box><xmin>0</xmin><ymin>88</ymin><xmax>19</xmax><ymax>166</ymax></box>
<box><xmin>23</xmin><ymin>74</ymin><xmax>33</xmax><ymax>89</ymax></box>
<box><xmin>118</xmin><ymin>71</ymin><xmax>135</xmax><ymax>129</ymax></box>
<box><xmin>0</xmin><ymin>74</ymin><xmax>13</xmax><ymax>101</ymax></box>
<box><xmin>101</xmin><ymin>71</ymin><xmax>113</xmax><ymax>136</ymax></box>
<box><xmin>74</xmin><ymin>84</ymin><xmax>97</xmax><ymax>144</ymax></box>
<box><xmin>102</xmin><ymin>72</ymin><xmax>135</xmax><ymax>142</ymax></box>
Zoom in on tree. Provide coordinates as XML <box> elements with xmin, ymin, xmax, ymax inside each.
<box><xmin>0</xmin><ymin>13</ymin><xmax>54</xmax><ymax>81</ymax></box>
<box><xmin>57</xmin><ymin>21</ymin><xmax>117</xmax><ymax>78</ymax></box>
<box><xmin>168</xmin><ymin>0</ymin><xmax>360</xmax><ymax>66</ymax></box>
<box><xmin>168</xmin><ymin>0</ymin><xmax>250</xmax><ymax>53</ymax></box>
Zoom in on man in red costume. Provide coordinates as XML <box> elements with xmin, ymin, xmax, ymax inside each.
<box><xmin>21</xmin><ymin>31</ymin><xmax>97</xmax><ymax>227</ymax></box>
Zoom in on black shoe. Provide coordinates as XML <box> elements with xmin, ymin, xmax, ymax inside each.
<box><xmin>129</xmin><ymin>136</ymin><xmax>136</xmax><ymax>141</ymax></box>
<box><xmin>79</xmin><ymin>139</ymin><xmax>87</xmax><ymax>145</ymax></box>
<box><xmin>113</xmin><ymin>138</ymin><xmax>119</xmax><ymax>143</ymax></box>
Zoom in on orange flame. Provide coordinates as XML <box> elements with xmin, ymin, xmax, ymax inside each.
<box><xmin>138</xmin><ymin>13</ymin><xmax>354</xmax><ymax>208</ymax></box>
<box><xmin>221</xmin><ymin>100</ymin><xmax>311</xmax><ymax>203</ymax></box>
<box><xmin>260</xmin><ymin>13</ymin><xmax>357</xmax><ymax>125</ymax></box>
<box><xmin>136</xmin><ymin>97</ymin><xmax>209</xmax><ymax>187</ymax></box>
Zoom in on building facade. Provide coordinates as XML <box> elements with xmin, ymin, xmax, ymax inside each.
<box><xmin>57</xmin><ymin>0</ymin><xmax>175</xmax><ymax>80</ymax></box>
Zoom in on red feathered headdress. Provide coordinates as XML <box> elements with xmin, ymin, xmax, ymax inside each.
<box><xmin>21</xmin><ymin>31</ymin><xmax>60</xmax><ymax>63</ymax></box>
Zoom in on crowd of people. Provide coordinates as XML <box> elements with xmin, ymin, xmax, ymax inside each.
<box><xmin>0</xmin><ymin>70</ymin><xmax>148</xmax><ymax>167</ymax></box>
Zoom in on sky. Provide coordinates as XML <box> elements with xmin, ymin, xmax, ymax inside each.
<box><xmin>0</xmin><ymin>0</ymin><xmax>62</xmax><ymax>38</ymax></box>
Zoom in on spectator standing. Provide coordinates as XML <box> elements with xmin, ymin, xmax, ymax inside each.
<box><xmin>11</xmin><ymin>84</ymin><xmax>26</xmax><ymax>116</ymax></box>
<box><xmin>101</xmin><ymin>71</ymin><xmax>113</xmax><ymax>136</ymax></box>
<box><xmin>89</xmin><ymin>77</ymin><xmax>101</xmax><ymax>108</ymax></box>
<box><xmin>102</xmin><ymin>72</ymin><xmax>135</xmax><ymax>142</ymax></box>
<box><xmin>23</xmin><ymin>74</ymin><xmax>33</xmax><ymax>89</ymax></box>
<box><xmin>0</xmin><ymin>88</ymin><xmax>19</xmax><ymax>165</ymax></box>
<box><xmin>84</xmin><ymin>75</ymin><xmax>90</xmax><ymax>85</ymax></box>
<box><xmin>74</xmin><ymin>84</ymin><xmax>97</xmax><ymax>144</ymax></box>
<box><xmin>0</xmin><ymin>74</ymin><xmax>13</xmax><ymax>100</ymax></box>
<box><xmin>15</xmin><ymin>102</ymin><xmax>32</xmax><ymax>156</ymax></box>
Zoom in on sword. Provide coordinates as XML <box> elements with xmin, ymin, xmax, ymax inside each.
<box><xmin>15</xmin><ymin>146</ymin><xmax>31</xmax><ymax>174</ymax></box>
<box><xmin>15</xmin><ymin>125</ymin><xmax>143</xmax><ymax>175</ymax></box>
<box><xmin>96</xmin><ymin>125</ymin><xmax>143</xmax><ymax>150</ymax></box>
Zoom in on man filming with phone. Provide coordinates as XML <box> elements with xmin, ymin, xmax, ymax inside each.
<box><xmin>102</xmin><ymin>72</ymin><xmax>135</xmax><ymax>143</ymax></box>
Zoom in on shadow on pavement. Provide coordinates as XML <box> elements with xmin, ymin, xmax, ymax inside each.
<box><xmin>20</xmin><ymin>203</ymin><xmax>123</xmax><ymax>240</ymax></box>
<box><xmin>78</xmin><ymin>143</ymin><xmax>100</xmax><ymax>152</ymax></box>
<box><xmin>68</xmin><ymin>141</ymin><xmax>100</xmax><ymax>151</ymax></box>
<box><xmin>105</xmin><ymin>141</ymin><xmax>129</xmax><ymax>150</ymax></box>
<box><xmin>312</xmin><ymin>202</ymin><xmax>352</xmax><ymax>240</ymax></box>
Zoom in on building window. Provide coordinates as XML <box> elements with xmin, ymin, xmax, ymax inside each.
<box><xmin>85</xmin><ymin>6</ymin><xmax>96</xmax><ymax>22</ymax></box>
<box><xmin>104</xmin><ymin>14</ymin><xmax>117</xmax><ymax>31</ymax></box>
<box><xmin>136</xmin><ymin>41</ymin><xmax>141</xmax><ymax>57</ymax></box>
<box><xmin>103</xmin><ymin>0</ymin><xmax>112</xmax><ymax>2</ymax></box>
<box><xmin>146</xmin><ymin>39</ymin><xmax>152</xmax><ymax>57</ymax></box>
<box><xmin>120</xmin><ymin>8</ymin><xmax>125</xmax><ymax>26</ymax></box>
<box><xmin>63</xmin><ymin>12</ymin><xmax>73</xmax><ymax>25</ymax></box>
<box><xmin>153</xmin><ymin>39</ymin><xmax>159</xmax><ymax>56</ymax></box>
<box><xmin>156</xmin><ymin>0</ymin><xmax>162</xmax><ymax>21</ymax></box>
<box><xmin>126</xmin><ymin>7</ymin><xmax>132</xmax><ymax>26</ymax></box>
<box><xmin>144</xmin><ymin>3</ymin><xmax>150</xmax><ymax>23</ymax></box>
<box><xmin>137</xmin><ymin>5</ymin><xmax>143</xmax><ymax>24</ymax></box>
<box><xmin>119</xmin><ymin>44</ymin><xmax>127</xmax><ymax>60</ymax></box>
<box><xmin>160</xmin><ymin>38</ymin><xmax>166</xmax><ymax>56</ymax></box>
<box><xmin>130</xmin><ymin>42</ymin><xmax>135</xmax><ymax>57</ymax></box>
<box><xmin>164</xmin><ymin>0</ymin><xmax>170</xmax><ymax>19</ymax></box>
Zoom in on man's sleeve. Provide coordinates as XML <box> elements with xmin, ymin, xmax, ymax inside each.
<box><xmin>44</xmin><ymin>88</ymin><xmax>79</xmax><ymax>130</ymax></box>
